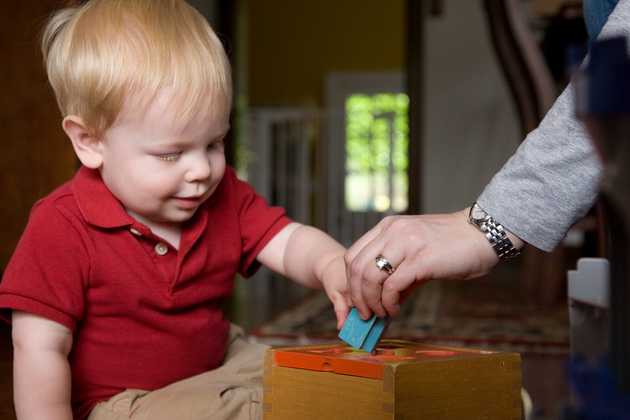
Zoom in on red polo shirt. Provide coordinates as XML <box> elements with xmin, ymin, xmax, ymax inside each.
<box><xmin>0</xmin><ymin>166</ymin><xmax>291</xmax><ymax>420</ymax></box>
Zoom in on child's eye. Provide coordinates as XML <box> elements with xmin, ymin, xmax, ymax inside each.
<box><xmin>207</xmin><ymin>142</ymin><xmax>223</xmax><ymax>152</ymax></box>
<box><xmin>157</xmin><ymin>153</ymin><xmax>180</xmax><ymax>162</ymax></box>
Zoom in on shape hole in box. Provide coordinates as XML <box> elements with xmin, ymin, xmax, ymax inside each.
<box><xmin>415</xmin><ymin>350</ymin><xmax>457</xmax><ymax>357</ymax></box>
<box><xmin>310</xmin><ymin>347</ymin><xmax>353</xmax><ymax>355</ymax></box>
<box><xmin>377</xmin><ymin>343</ymin><xmax>407</xmax><ymax>350</ymax></box>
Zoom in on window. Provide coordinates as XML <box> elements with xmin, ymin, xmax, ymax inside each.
<box><xmin>345</xmin><ymin>93</ymin><xmax>409</xmax><ymax>212</ymax></box>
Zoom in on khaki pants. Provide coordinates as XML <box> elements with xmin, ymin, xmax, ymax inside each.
<box><xmin>88</xmin><ymin>325</ymin><xmax>268</xmax><ymax>420</ymax></box>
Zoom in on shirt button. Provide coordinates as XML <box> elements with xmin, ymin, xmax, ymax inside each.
<box><xmin>154</xmin><ymin>242</ymin><xmax>168</xmax><ymax>256</ymax></box>
<box><xmin>130</xmin><ymin>228</ymin><xmax>142</xmax><ymax>236</ymax></box>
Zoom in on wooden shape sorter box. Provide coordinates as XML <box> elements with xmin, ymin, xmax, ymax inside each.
<box><xmin>263</xmin><ymin>340</ymin><xmax>522</xmax><ymax>420</ymax></box>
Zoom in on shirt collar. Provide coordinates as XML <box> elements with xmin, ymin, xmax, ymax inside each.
<box><xmin>71</xmin><ymin>166</ymin><xmax>135</xmax><ymax>229</ymax></box>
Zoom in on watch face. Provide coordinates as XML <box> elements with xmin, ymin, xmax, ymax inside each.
<box><xmin>470</xmin><ymin>204</ymin><xmax>488</xmax><ymax>224</ymax></box>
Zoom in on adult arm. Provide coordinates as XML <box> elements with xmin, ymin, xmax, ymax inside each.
<box><xmin>345</xmin><ymin>71</ymin><xmax>595</xmax><ymax>318</ymax></box>
<box><xmin>346</xmin><ymin>0</ymin><xmax>630</xmax><ymax>320</ymax></box>
<box><xmin>12</xmin><ymin>311</ymin><xmax>73</xmax><ymax>420</ymax></box>
<box><xmin>345</xmin><ymin>74</ymin><xmax>596</xmax><ymax>318</ymax></box>
<box><xmin>345</xmin><ymin>210</ymin><xmax>523</xmax><ymax>319</ymax></box>
<box><xmin>479</xmin><ymin>0</ymin><xmax>630</xmax><ymax>250</ymax></box>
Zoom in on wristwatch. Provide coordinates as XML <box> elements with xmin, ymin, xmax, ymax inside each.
<box><xmin>468</xmin><ymin>203</ymin><xmax>521</xmax><ymax>260</ymax></box>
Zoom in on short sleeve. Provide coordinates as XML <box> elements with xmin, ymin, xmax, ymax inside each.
<box><xmin>0</xmin><ymin>200</ymin><xmax>90</xmax><ymax>331</ymax></box>
<box><xmin>227</xmin><ymin>169</ymin><xmax>292</xmax><ymax>276</ymax></box>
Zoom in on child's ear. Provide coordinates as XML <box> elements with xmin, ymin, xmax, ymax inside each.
<box><xmin>62</xmin><ymin>115</ymin><xmax>104</xmax><ymax>169</ymax></box>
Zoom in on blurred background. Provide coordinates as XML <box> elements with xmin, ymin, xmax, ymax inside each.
<box><xmin>0</xmin><ymin>1</ymin><xmax>594</xmax><ymax>419</ymax></box>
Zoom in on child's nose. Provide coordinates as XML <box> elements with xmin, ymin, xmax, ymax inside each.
<box><xmin>185</xmin><ymin>155</ymin><xmax>211</xmax><ymax>183</ymax></box>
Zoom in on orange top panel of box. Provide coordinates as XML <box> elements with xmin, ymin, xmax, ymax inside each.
<box><xmin>273</xmin><ymin>339</ymin><xmax>499</xmax><ymax>380</ymax></box>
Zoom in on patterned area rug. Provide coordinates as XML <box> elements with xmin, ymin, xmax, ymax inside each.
<box><xmin>252</xmin><ymin>278</ymin><xmax>570</xmax><ymax>356</ymax></box>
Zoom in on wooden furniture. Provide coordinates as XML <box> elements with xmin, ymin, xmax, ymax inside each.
<box><xmin>532</xmin><ymin>0</ymin><xmax>581</xmax><ymax>17</ymax></box>
<box><xmin>0</xmin><ymin>1</ymin><xmax>77</xmax><ymax>271</ymax></box>
<box><xmin>484</xmin><ymin>0</ymin><xmax>557</xmax><ymax>136</ymax></box>
<box><xmin>263</xmin><ymin>340</ymin><xmax>522</xmax><ymax>420</ymax></box>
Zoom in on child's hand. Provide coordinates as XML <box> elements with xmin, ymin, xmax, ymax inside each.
<box><xmin>257</xmin><ymin>223</ymin><xmax>352</xmax><ymax>328</ymax></box>
<box><xmin>320</xmin><ymin>254</ymin><xmax>352</xmax><ymax>330</ymax></box>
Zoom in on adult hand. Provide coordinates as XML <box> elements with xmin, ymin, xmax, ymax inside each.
<box><xmin>344</xmin><ymin>208</ymin><xmax>519</xmax><ymax>319</ymax></box>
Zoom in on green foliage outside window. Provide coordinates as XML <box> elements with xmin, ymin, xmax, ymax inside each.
<box><xmin>345</xmin><ymin>93</ymin><xmax>409</xmax><ymax>212</ymax></box>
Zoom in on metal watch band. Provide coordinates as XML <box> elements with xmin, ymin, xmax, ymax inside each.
<box><xmin>480</xmin><ymin>216</ymin><xmax>521</xmax><ymax>260</ymax></box>
<box><xmin>469</xmin><ymin>203</ymin><xmax>520</xmax><ymax>260</ymax></box>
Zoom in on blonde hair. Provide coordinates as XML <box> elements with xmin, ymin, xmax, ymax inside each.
<box><xmin>42</xmin><ymin>0</ymin><xmax>232</xmax><ymax>136</ymax></box>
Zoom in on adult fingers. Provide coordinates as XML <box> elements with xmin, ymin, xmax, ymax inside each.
<box><xmin>348</xmin><ymin>230</ymin><xmax>406</xmax><ymax>319</ymax></box>
<box><xmin>358</xmin><ymin>265</ymin><xmax>389</xmax><ymax>319</ymax></box>
<box><xmin>344</xmin><ymin>220</ymin><xmax>387</xmax><ymax>283</ymax></box>
<box><xmin>360</xmin><ymin>249</ymin><xmax>407</xmax><ymax>318</ymax></box>
<box><xmin>380</xmin><ymin>254</ymin><xmax>428</xmax><ymax>316</ymax></box>
<box><xmin>346</xmin><ymin>229</ymin><xmax>386</xmax><ymax>319</ymax></box>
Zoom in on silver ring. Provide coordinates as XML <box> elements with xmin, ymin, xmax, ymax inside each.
<box><xmin>375</xmin><ymin>255</ymin><xmax>395</xmax><ymax>275</ymax></box>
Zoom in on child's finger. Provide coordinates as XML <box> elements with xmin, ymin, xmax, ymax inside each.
<box><xmin>335</xmin><ymin>308</ymin><xmax>349</xmax><ymax>330</ymax></box>
<box><xmin>331</xmin><ymin>294</ymin><xmax>350</xmax><ymax>330</ymax></box>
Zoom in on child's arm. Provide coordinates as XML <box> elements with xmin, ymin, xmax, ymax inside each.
<box><xmin>12</xmin><ymin>311</ymin><xmax>73</xmax><ymax>420</ymax></box>
<box><xmin>257</xmin><ymin>223</ymin><xmax>351</xmax><ymax>329</ymax></box>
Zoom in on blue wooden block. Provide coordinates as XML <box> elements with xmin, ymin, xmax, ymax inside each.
<box><xmin>338</xmin><ymin>308</ymin><xmax>374</xmax><ymax>349</ymax></box>
<box><xmin>338</xmin><ymin>308</ymin><xmax>388</xmax><ymax>353</ymax></box>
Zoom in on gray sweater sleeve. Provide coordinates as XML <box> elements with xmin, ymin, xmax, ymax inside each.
<box><xmin>477</xmin><ymin>0</ymin><xmax>630</xmax><ymax>252</ymax></box>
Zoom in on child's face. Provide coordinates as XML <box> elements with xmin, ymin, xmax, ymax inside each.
<box><xmin>99</xmin><ymin>90</ymin><xmax>229</xmax><ymax>227</ymax></box>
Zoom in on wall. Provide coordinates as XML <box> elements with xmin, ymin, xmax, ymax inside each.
<box><xmin>422</xmin><ymin>1</ymin><xmax>521</xmax><ymax>213</ymax></box>
<box><xmin>248</xmin><ymin>0</ymin><xmax>405</xmax><ymax>106</ymax></box>
<box><xmin>246</xmin><ymin>1</ymin><xmax>524</xmax><ymax>214</ymax></box>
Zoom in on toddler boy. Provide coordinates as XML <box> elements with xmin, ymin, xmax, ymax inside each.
<box><xmin>0</xmin><ymin>1</ymin><xmax>350</xmax><ymax>419</ymax></box>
